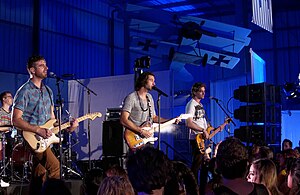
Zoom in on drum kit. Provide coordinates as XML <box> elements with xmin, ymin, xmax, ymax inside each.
<box><xmin>0</xmin><ymin>125</ymin><xmax>31</xmax><ymax>184</ymax></box>
<box><xmin>0</xmin><ymin>125</ymin><xmax>82</xmax><ymax>185</ymax></box>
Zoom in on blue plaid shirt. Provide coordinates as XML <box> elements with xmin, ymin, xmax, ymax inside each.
<box><xmin>13</xmin><ymin>79</ymin><xmax>53</xmax><ymax>126</ymax></box>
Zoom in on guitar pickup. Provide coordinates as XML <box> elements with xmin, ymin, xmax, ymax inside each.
<box><xmin>36</xmin><ymin>142</ymin><xmax>40</xmax><ymax>150</ymax></box>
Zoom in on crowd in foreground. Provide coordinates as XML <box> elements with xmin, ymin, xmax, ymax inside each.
<box><xmin>38</xmin><ymin>137</ymin><xmax>300</xmax><ymax>195</ymax></box>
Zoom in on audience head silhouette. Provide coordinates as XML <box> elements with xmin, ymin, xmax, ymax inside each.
<box><xmin>126</xmin><ymin>147</ymin><xmax>173</xmax><ymax>194</ymax></box>
<box><xmin>282</xmin><ymin>139</ymin><xmax>293</xmax><ymax>151</ymax></box>
<box><xmin>247</xmin><ymin>158</ymin><xmax>282</xmax><ymax>195</ymax></box>
<box><xmin>97</xmin><ymin>176</ymin><xmax>135</xmax><ymax>195</ymax></box>
<box><xmin>164</xmin><ymin>161</ymin><xmax>199</xmax><ymax>195</ymax></box>
<box><xmin>214</xmin><ymin>137</ymin><xmax>269</xmax><ymax>195</ymax></box>
<box><xmin>287</xmin><ymin>158</ymin><xmax>300</xmax><ymax>195</ymax></box>
<box><xmin>216</xmin><ymin>136</ymin><xmax>248</xmax><ymax>179</ymax></box>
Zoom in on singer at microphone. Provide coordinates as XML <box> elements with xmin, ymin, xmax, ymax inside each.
<box><xmin>13</xmin><ymin>55</ymin><xmax>79</xmax><ymax>191</ymax></box>
<box><xmin>120</xmin><ymin>71</ymin><xmax>178</xmax><ymax>151</ymax></box>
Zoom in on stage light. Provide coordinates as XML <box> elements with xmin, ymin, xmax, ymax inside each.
<box><xmin>134</xmin><ymin>56</ymin><xmax>151</xmax><ymax>69</ymax></box>
<box><xmin>283</xmin><ymin>82</ymin><xmax>300</xmax><ymax>99</ymax></box>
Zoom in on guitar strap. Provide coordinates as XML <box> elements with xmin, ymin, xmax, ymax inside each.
<box><xmin>196</xmin><ymin>103</ymin><xmax>211</xmax><ymax>127</ymax></box>
<box><xmin>44</xmin><ymin>84</ymin><xmax>54</xmax><ymax>106</ymax></box>
<box><xmin>146</xmin><ymin>95</ymin><xmax>153</xmax><ymax>124</ymax></box>
<box><xmin>204</xmin><ymin>112</ymin><xmax>212</xmax><ymax>127</ymax></box>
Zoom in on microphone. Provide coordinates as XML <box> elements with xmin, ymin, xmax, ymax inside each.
<box><xmin>152</xmin><ymin>86</ymin><xmax>168</xmax><ymax>97</ymax></box>
<box><xmin>209</xmin><ymin>96</ymin><xmax>220</xmax><ymax>102</ymax></box>
<box><xmin>49</xmin><ymin>72</ymin><xmax>63</xmax><ymax>82</ymax></box>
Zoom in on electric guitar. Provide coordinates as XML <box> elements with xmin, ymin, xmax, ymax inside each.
<box><xmin>196</xmin><ymin>118</ymin><xmax>231</xmax><ymax>154</ymax></box>
<box><xmin>23</xmin><ymin>112</ymin><xmax>102</xmax><ymax>153</ymax></box>
<box><xmin>124</xmin><ymin>114</ymin><xmax>191</xmax><ymax>150</ymax></box>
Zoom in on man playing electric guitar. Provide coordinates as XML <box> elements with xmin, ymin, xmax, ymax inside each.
<box><xmin>120</xmin><ymin>72</ymin><xmax>178</xmax><ymax>151</ymax></box>
<box><xmin>185</xmin><ymin>82</ymin><xmax>226</xmax><ymax>189</ymax></box>
<box><xmin>12</xmin><ymin>55</ymin><xmax>78</xmax><ymax>195</ymax></box>
<box><xmin>196</xmin><ymin>118</ymin><xmax>230</xmax><ymax>156</ymax></box>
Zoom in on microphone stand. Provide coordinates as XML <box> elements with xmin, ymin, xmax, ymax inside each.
<box><xmin>212</xmin><ymin>99</ymin><xmax>236</xmax><ymax>135</ymax></box>
<box><xmin>73</xmin><ymin>77</ymin><xmax>97</xmax><ymax>171</ymax></box>
<box><xmin>156</xmin><ymin>94</ymin><xmax>162</xmax><ymax>150</ymax></box>
<box><xmin>54</xmin><ymin>78</ymin><xmax>64</xmax><ymax>179</ymax></box>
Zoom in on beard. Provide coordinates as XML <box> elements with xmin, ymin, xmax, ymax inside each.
<box><xmin>35</xmin><ymin>72</ymin><xmax>47</xmax><ymax>79</ymax></box>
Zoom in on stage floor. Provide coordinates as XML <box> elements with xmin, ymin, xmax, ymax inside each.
<box><xmin>1</xmin><ymin>179</ymin><xmax>83</xmax><ymax>195</ymax></box>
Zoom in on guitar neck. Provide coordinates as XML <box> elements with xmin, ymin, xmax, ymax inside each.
<box><xmin>53</xmin><ymin>114</ymin><xmax>94</xmax><ymax>132</ymax></box>
<box><xmin>208</xmin><ymin>122</ymin><xmax>227</xmax><ymax>139</ymax></box>
<box><xmin>208</xmin><ymin>128</ymin><xmax>219</xmax><ymax>139</ymax></box>
<box><xmin>149</xmin><ymin>114</ymin><xmax>190</xmax><ymax>132</ymax></box>
<box><xmin>160</xmin><ymin>118</ymin><xmax>177</xmax><ymax>128</ymax></box>
<box><xmin>151</xmin><ymin>118</ymin><xmax>177</xmax><ymax>132</ymax></box>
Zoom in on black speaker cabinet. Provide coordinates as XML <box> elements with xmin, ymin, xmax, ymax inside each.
<box><xmin>234</xmin><ymin>83</ymin><xmax>281</xmax><ymax>103</ymax></box>
<box><xmin>102</xmin><ymin>120</ymin><xmax>124</xmax><ymax>157</ymax></box>
<box><xmin>234</xmin><ymin>125</ymin><xmax>281</xmax><ymax>145</ymax></box>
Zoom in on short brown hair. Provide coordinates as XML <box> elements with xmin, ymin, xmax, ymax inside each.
<box><xmin>27</xmin><ymin>55</ymin><xmax>45</xmax><ymax>69</ymax></box>
<box><xmin>191</xmin><ymin>82</ymin><xmax>206</xmax><ymax>97</ymax></box>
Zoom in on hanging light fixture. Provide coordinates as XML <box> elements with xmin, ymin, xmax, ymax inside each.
<box><xmin>283</xmin><ymin>82</ymin><xmax>300</xmax><ymax>99</ymax></box>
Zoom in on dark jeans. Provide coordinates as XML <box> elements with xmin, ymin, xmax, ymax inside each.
<box><xmin>190</xmin><ymin>139</ymin><xmax>204</xmax><ymax>182</ymax></box>
<box><xmin>190</xmin><ymin>139</ymin><xmax>210</xmax><ymax>194</ymax></box>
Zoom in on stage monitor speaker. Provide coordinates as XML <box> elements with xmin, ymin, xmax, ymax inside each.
<box><xmin>234</xmin><ymin>104</ymin><xmax>281</xmax><ymax>123</ymax></box>
<box><xmin>234</xmin><ymin>125</ymin><xmax>281</xmax><ymax>145</ymax></box>
<box><xmin>102</xmin><ymin>120</ymin><xmax>125</xmax><ymax>157</ymax></box>
<box><xmin>234</xmin><ymin>83</ymin><xmax>281</xmax><ymax>103</ymax></box>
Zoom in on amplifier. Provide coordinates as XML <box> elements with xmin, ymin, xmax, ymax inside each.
<box><xmin>105</xmin><ymin>107</ymin><xmax>121</xmax><ymax>121</ymax></box>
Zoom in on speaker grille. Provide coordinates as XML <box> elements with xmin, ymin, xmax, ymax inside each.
<box><xmin>102</xmin><ymin>120</ymin><xmax>125</xmax><ymax>156</ymax></box>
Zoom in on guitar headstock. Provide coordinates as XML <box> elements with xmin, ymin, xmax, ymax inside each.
<box><xmin>87</xmin><ymin>112</ymin><xmax>102</xmax><ymax>120</ymax></box>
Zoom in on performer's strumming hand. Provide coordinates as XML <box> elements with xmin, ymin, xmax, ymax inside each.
<box><xmin>203</xmin><ymin>129</ymin><xmax>209</xmax><ymax>139</ymax></box>
<box><xmin>139</xmin><ymin>127</ymin><xmax>153</xmax><ymax>138</ymax></box>
<box><xmin>36</xmin><ymin>127</ymin><xmax>52</xmax><ymax>139</ymax></box>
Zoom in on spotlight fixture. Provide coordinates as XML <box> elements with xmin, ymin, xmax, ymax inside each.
<box><xmin>282</xmin><ymin>73</ymin><xmax>300</xmax><ymax>100</ymax></box>
<box><xmin>283</xmin><ymin>82</ymin><xmax>300</xmax><ymax>99</ymax></box>
<box><xmin>134</xmin><ymin>56</ymin><xmax>151</xmax><ymax>69</ymax></box>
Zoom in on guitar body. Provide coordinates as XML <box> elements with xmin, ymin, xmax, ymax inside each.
<box><xmin>195</xmin><ymin>118</ymin><xmax>231</xmax><ymax>154</ymax></box>
<box><xmin>124</xmin><ymin>114</ymin><xmax>191</xmax><ymax>150</ymax></box>
<box><xmin>22</xmin><ymin>112</ymin><xmax>102</xmax><ymax>153</ymax></box>
<box><xmin>23</xmin><ymin>119</ymin><xmax>60</xmax><ymax>153</ymax></box>
<box><xmin>124</xmin><ymin>121</ymin><xmax>158</xmax><ymax>150</ymax></box>
<box><xmin>196</xmin><ymin>126</ymin><xmax>213</xmax><ymax>154</ymax></box>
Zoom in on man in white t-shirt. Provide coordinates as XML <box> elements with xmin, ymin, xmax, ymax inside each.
<box><xmin>185</xmin><ymin>82</ymin><xmax>209</xmax><ymax>184</ymax></box>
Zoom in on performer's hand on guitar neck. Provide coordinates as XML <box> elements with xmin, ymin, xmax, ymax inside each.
<box><xmin>217</xmin><ymin>117</ymin><xmax>231</xmax><ymax>132</ymax></box>
<box><xmin>66</xmin><ymin>118</ymin><xmax>79</xmax><ymax>132</ymax></box>
<box><xmin>175</xmin><ymin>118</ymin><xmax>181</xmax><ymax>124</ymax></box>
